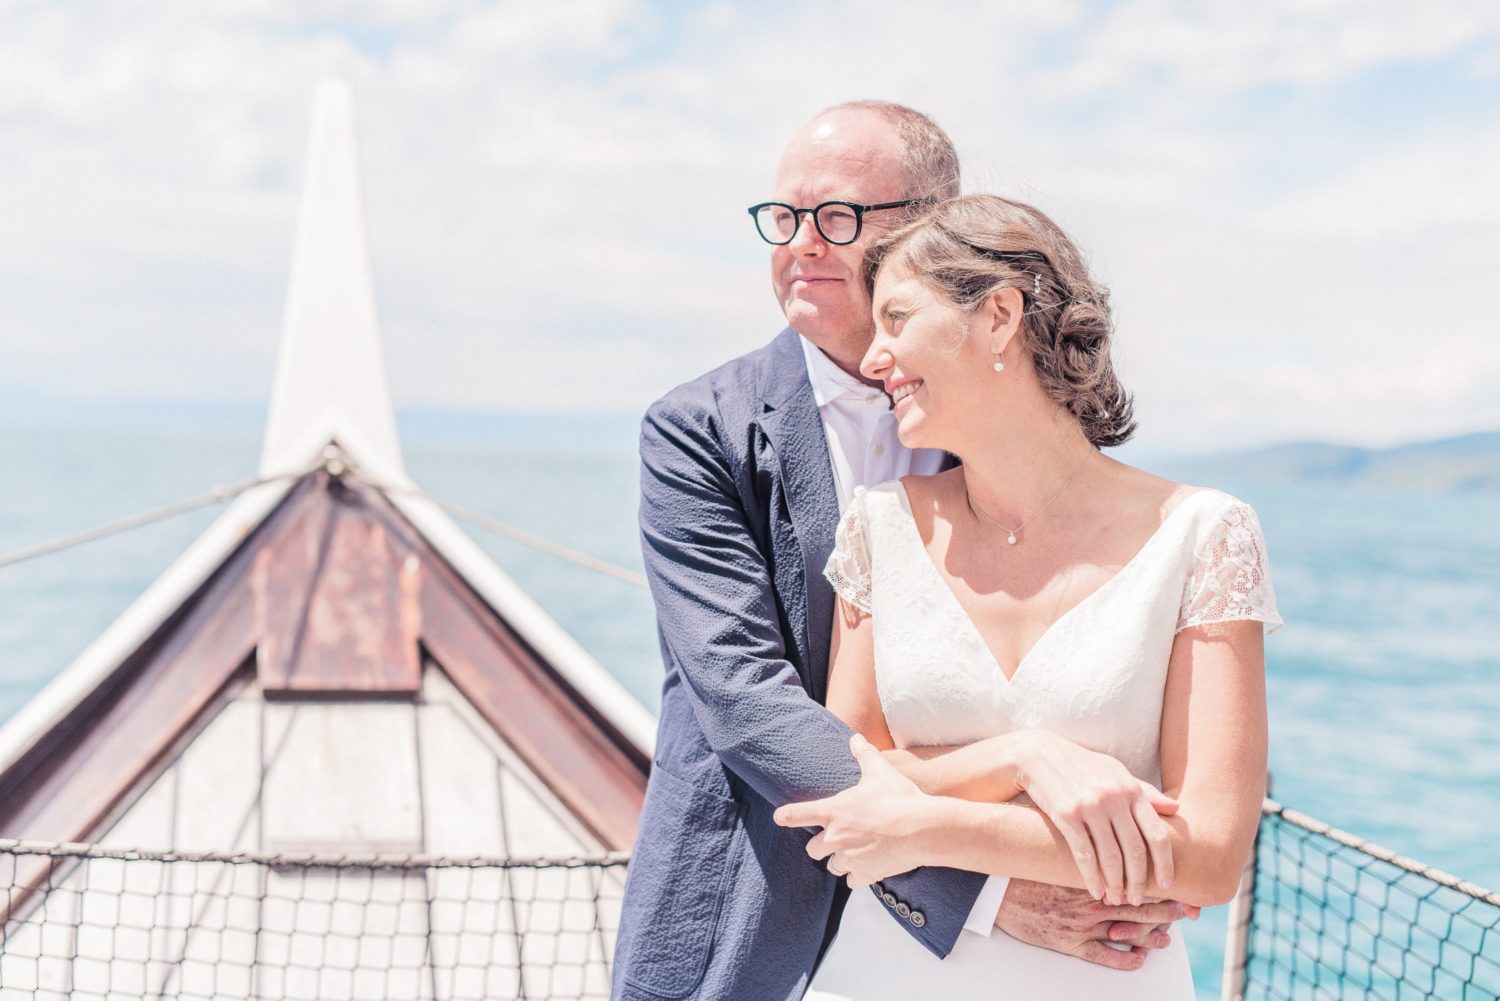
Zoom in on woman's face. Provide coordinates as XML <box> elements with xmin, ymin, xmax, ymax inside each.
<box><xmin>862</xmin><ymin>264</ymin><xmax>998</xmax><ymax>451</ymax></box>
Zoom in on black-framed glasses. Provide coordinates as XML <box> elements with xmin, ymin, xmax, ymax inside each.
<box><xmin>747</xmin><ymin>199</ymin><xmax>917</xmax><ymax>246</ymax></box>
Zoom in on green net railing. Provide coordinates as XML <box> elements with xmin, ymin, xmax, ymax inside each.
<box><xmin>0</xmin><ymin>839</ymin><xmax>626</xmax><ymax>1001</ymax></box>
<box><xmin>1224</xmin><ymin>801</ymin><xmax>1500</xmax><ymax>1001</ymax></box>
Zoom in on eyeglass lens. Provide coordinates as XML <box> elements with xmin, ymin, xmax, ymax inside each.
<box><xmin>754</xmin><ymin>202</ymin><xmax>862</xmax><ymax>245</ymax></box>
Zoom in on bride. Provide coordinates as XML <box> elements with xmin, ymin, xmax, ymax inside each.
<box><xmin>774</xmin><ymin>194</ymin><xmax>1281</xmax><ymax>999</ymax></box>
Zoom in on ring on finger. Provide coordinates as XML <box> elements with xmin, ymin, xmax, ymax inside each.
<box><xmin>827</xmin><ymin>860</ymin><xmax>847</xmax><ymax>877</ymax></box>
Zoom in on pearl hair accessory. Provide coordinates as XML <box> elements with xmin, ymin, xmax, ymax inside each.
<box><xmin>1033</xmin><ymin>273</ymin><xmax>1042</xmax><ymax>297</ymax></box>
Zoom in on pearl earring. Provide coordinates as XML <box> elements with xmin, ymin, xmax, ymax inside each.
<box><xmin>993</xmin><ymin>351</ymin><xmax>1005</xmax><ymax>373</ymax></box>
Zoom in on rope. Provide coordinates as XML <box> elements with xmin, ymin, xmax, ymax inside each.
<box><xmin>0</xmin><ymin>837</ymin><xmax>627</xmax><ymax>871</ymax></box>
<box><xmin>345</xmin><ymin>469</ymin><xmax>649</xmax><ymax>590</ymax></box>
<box><xmin>0</xmin><ymin>458</ymin><xmax>649</xmax><ymax>590</ymax></box>
<box><xmin>0</xmin><ymin>470</ymin><xmax>301</xmax><ymax>569</ymax></box>
<box><xmin>1261</xmin><ymin>797</ymin><xmax>1500</xmax><ymax>906</ymax></box>
<box><xmin>7</xmin><ymin>806</ymin><xmax>1484</xmax><ymax>889</ymax></box>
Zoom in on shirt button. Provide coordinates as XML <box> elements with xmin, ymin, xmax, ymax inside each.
<box><xmin>874</xmin><ymin>443</ymin><xmax>886</xmax><ymax>456</ymax></box>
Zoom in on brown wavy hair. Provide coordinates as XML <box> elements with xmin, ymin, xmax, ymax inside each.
<box><xmin>864</xmin><ymin>194</ymin><xmax>1136</xmax><ymax>448</ymax></box>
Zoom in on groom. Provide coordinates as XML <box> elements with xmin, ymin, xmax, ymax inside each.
<box><xmin>613</xmin><ymin>101</ymin><xmax>1185</xmax><ymax>1001</ymax></box>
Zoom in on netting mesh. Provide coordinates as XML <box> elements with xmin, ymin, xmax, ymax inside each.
<box><xmin>9</xmin><ymin>803</ymin><xmax>1500</xmax><ymax>1001</ymax></box>
<box><xmin>0</xmin><ymin>840</ymin><xmax>625</xmax><ymax>1000</ymax></box>
<box><xmin>1226</xmin><ymin>803</ymin><xmax>1500</xmax><ymax>1001</ymax></box>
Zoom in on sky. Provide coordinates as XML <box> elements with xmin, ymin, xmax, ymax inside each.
<box><xmin>0</xmin><ymin>0</ymin><xmax>1496</xmax><ymax>455</ymax></box>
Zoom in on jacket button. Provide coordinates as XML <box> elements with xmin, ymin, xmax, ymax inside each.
<box><xmin>910</xmin><ymin>910</ymin><xmax>926</xmax><ymax>928</ymax></box>
<box><xmin>882</xmin><ymin>892</ymin><xmax>898</xmax><ymax>908</ymax></box>
<box><xmin>895</xmin><ymin>902</ymin><xmax>911</xmax><ymax>918</ymax></box>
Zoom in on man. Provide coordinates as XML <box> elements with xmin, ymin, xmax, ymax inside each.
<box><xmin>612</xmin><ymin>101</ymin><xmax>1184</xmax><ymax>1001</ymax></box>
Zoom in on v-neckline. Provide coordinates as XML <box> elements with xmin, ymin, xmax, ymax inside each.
<box><xmin>891</xmin><ymin>482</ymin><xmax>1207</xmax><ymax>684</ymax></box>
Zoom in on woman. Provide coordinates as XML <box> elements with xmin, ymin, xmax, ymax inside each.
<box><xmin>773</xmin><ymin>195</ymin><xmax>1281</xmax><ymax>999</ymax></box>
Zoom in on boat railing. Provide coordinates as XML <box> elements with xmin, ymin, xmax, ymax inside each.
<box><xmin>0</xmin><ymin>838</ymin><xmax>628</xmax><ymax>1000</ymax></box>
<box><xmin>4</xmin><ymin>798</ymin><xmax>1499</xmax><ymax>1001</ymax></box>
<box><xmin>1222</xmin><ymin>799</ymin><xmax>1500</xmax><ymax>1000</ymax></box>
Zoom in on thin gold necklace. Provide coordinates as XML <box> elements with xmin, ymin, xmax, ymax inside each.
<box><xmin>965</xmin><ymin>451</ymin><xmax>1093</xmax><ymax>545</ymax></box>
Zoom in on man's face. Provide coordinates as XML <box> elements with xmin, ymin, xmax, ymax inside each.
<box><xmin>768</xmin><ymin>111</ymin><xmax>910</xmax><ymax>364</ymax></box>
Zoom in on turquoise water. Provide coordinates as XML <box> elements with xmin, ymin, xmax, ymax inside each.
<box><xmin>2</xmin><ymin>422</ymin><xmax>1496</xmax><ymax>996</ymax></box>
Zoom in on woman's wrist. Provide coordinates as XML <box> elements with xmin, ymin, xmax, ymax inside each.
<box><xmin>916</xmin><ymin>797</ymin><xmax>1004</xmax><ymax>872</ymax></box>
<box><xmin>897</xmin><ymin>749</ymin><xmax>933</xmax><ymax>793</ymax></box>
<box><xmin>903</xmin><ymin>792</ymin><xmax>966</xmax><ymax>867</ymax></box>
<box><xmin>1005</xmin><ymin>729</ymin><xmax>1049</xmax><ymax>796</ymax></box>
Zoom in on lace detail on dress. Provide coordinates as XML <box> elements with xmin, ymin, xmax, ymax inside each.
<box><xmin>1178</xmin><ymin>499</ymin><xmax>1283</xmax><ymax>635</ymax></box>
<box><xmin>824</xmin><ymin>486</ymin><xmax>874</xmax><ymax>613</ymax></box>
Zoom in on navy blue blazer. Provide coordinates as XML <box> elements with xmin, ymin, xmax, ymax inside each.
<box><xmin>612</xmin><ymin>329</ymin><xmax>986</xmax><ymax>1001</ymax></box>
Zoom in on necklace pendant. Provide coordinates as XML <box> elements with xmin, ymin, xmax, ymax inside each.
<box><xmin>1007</xmin><ymin>533</ymin><xmax>1018</xmax><ymax>545</ymax></box>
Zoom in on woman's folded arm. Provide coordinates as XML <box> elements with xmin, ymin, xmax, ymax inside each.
<box><xmin>787</xmin><ymin>618</ymin><xmax>1267</xmax><ymax>909</ymax></box>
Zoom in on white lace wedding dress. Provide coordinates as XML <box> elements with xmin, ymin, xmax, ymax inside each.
<box><xmin>804</xmin><ymin>481</ymin><xmax>1282</xmax><ymax>1001</ymax></box>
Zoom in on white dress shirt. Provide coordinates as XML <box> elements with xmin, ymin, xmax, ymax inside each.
<box><xmin>799</xmin><ymin>336</ymin><xmax>1010</xmax><ymax>937</ymax></box>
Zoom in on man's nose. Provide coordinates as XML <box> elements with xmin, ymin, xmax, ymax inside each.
<box><xmin>785</xmin><ymin>211</ymin><xmax>827</xmax><ymax>255</ymax></box>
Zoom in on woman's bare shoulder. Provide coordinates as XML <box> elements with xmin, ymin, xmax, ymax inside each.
<box><xmin>1095</xmin><ymin>455</ymin><xmax>1210</xmax><ymax>520</ymax></box>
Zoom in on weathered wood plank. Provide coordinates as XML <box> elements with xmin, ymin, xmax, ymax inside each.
<box><xmin>255</xmin><ymin>482</ymin><xmax>421</xmax><ymax>694</ymax></box>
<box><xmin>261</xmin><ymin>702</ymin><xmax>422</xmax><ymax>852</ymax></box>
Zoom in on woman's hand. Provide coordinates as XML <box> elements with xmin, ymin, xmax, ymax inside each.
<box><xmin>773</xmin><ymin>734</ymin><xmax>935</xmax><ymax>889</ymax></box>
<box><xmin>1012</xmin><ymin>730</ymin><xmax>1179</xmax><ymax>906</ymax></box>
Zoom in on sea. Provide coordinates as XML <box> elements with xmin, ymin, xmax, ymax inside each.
<box><xmin>1</xmin><ymin>419</ymin><xmax>1497</xmax><ymax>999</ymax></box>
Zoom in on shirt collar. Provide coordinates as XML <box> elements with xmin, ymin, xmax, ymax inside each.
<box><xmin>798</xmin><ymin>334</ymin><xmax>884</xmax><ymax>409</ymax></box>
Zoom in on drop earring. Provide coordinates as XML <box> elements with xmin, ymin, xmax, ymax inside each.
<box><xmin>992</xmin><ymin>350</ymin><xmax>1005</xmax><ymax>373</ymax></box>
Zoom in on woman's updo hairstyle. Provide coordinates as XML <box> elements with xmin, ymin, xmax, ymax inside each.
<box><xmin>864</xmin><ymin>194</ymin><xmax>1136</xmax><ymax>448</ymax></box>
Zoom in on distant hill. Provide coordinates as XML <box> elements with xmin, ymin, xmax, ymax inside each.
<box><xmin>1161</xmin><ymin>431</ymin><xmax>1500</xmax><ymax>493</ymax></box>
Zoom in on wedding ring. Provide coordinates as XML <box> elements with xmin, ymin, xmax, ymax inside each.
<box><xmin>828</xmin><ymin>861</ymin><xmax>847</xmax><ymax>877</ymax></box>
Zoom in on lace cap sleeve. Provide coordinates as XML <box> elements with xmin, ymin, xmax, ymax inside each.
<box><xmin>1179</xmin><ymin>498</ymin><xmax>1283</xmax><ymax>635</ymax></box>
<box><xmin>824</xmin><ymin>487</ymin><xmax>874</xmax><ymax>613</ymax></box>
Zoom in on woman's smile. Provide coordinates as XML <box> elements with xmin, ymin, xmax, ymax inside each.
<box><xmin>890</xmin><ymin>380</ymin><xmax>924</xmax><ymax>406</ymax></box>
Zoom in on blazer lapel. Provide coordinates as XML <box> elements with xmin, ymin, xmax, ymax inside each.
<box><xmin>755</xmin><ymin>331</ymin><xmax>841</xmax><ymax>702</ymax></box>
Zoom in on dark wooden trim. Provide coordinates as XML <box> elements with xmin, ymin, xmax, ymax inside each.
<box><xmin>0</xmin><ymin>479</ymin><xmax>322</xmax><ymax>832</ymax></box>
<box><xmin>0</xmin><ymin>478</ymin><xmax>324</xmax><ymax>921</ymax></box>
<box><xmin>419</xmin><ymin>593</ymin><xmax>647</xmax><ymax>850</ymax></box>
<box><xmin>0</xmin><ymin>467</ymin><xmax>648</xmax><ymax>922</ymax></box>
<box><xmin>351</xmin><ymin>480</ymin><xmax>649</xmax><ymax>848</ymax></box>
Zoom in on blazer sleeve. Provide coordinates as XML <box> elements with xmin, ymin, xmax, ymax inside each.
<box><xmin>639</xmin><ymin>397</ymin><xmax>986</xmax><ymax>958</ymax></box>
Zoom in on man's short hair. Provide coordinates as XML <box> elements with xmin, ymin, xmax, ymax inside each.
<box><xmin>820</xmin><ymin>100</ymin><xmax>961</xmax><ymax>203</ymax></box>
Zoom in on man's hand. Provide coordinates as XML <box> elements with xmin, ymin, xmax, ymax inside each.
<box><xmin>994</xmin><ymin>879</ymin><xmax>1193</xmax><ymax>971</ymax></box>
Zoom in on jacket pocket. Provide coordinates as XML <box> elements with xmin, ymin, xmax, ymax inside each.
<box><xmin>618</xmin><ymin>764</ymin><xmax>741</xmax><ymax>999</ymax></box>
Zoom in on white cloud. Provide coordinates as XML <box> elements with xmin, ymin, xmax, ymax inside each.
<box><xmin>1257</xmin><ymin>132</ymin><xmax>1500</xmax><ymax>239</ymax></box>
<box><xmin>0</xmin><ymin>0</ymin><xmax>1496</xmax><ymax>453</ymax></box>
<box><xmin>1045</xmin><ymin>0</ymin><xmax>1500</xmax><ymax>97</ymax></box>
